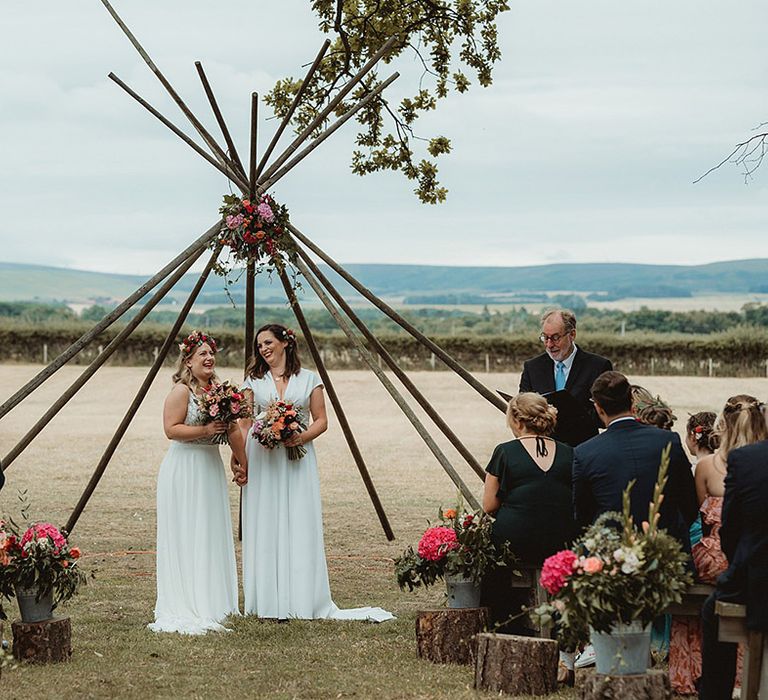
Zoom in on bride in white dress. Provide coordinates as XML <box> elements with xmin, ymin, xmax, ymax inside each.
<box><xmin>238</xmin><ymin>323</ymin><xmax>393</xmax><ymax>622</ymax></box>
<box><xmin>149</xmin><ymin>331</ymin><xmax>247</xmax><ymax>634</ymax></box>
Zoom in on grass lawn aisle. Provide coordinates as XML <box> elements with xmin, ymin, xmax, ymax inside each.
<box><xmin>1</xmin><ymin>366</ymin><xmax>765</xmax><ymax>698</ymax></box>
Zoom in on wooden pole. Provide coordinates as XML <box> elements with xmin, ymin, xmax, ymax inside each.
<box><xmin>0</xmin><ymin>221</ymin><xmax>221</xmax><ymax>421</ymax></box>
<box><xmin>2</xmin><ymin>245</ymin><xmax>205</xmax><ymax>472</ymax></box>
<box><xmin>108</xmin><ymin>73</ymin><xmax>249</xmax><ymax>193</ymax></box>
<box><xmin>257</xmin><ymin>36</ymin><xmax>398</xmax><ymax>184</ymax></box>
<box><xmin>277</xmin><ymin>269</ymin><xmax>395</xmax><ymax>540</ymax></box>
<box><xmin>248</xmin><ymin>93</ymin><xmax>258</xmax><ymax>198</ymax></box>
<box><xmin>254</xmin><ymin>39</ymin><xmax>331</xmax><ymax>181</ymax></box>
<box><xmin>293</xmin><ymin>259</ymin><xmax>481</xmax><ymax>510</ymax></box>
<box><xmin>286</xmin><ymin>225</ymin><xmax>507</xmax><ymax>412</ymax></box>
<box><xmin>295</xmin><ymin>247</ymin><xmax>485</xmax><ymax>480</ymax></box>
<box><xmin>99</xmin><ymin>0</ymin><xmax>241</xmax><ymax>178</ymax></box>
<box><xmin>195</xmin><ymin>61</ymin><xmax>247</xmax><ymax>179</ymax></box>
<box><xmin>259</xmin><ymin>73</ymin><xmax>399</xmax><ymax>193</ymax></box>
<box><xmin>64</xmin><ymin>245</ymin><xmax>222</xmax><ymax>534</ymax></box>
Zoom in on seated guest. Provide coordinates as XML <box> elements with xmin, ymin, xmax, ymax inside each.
<box><xmin>700</xmin><ymin>417</ymin><xmax>768</xmax><ymax>700</ymax></box>
<box><xmin>482</xmin><ymin>392</ymin><xmax>579</xmax><ymax>683</ymax></box>
<box><xmin>672</xmin><ymin>397</ymin><xmax>766</xmax><ymax>694</ymax></box>
<box><xmin>573</xmin><ymin>371</ymin><xmax>698</xmax><ymax>553</ymax></box>
<box><xmin>631</xmin><ymin>385</ymin><xmax>677</xmax><ymax>430</ymax></box>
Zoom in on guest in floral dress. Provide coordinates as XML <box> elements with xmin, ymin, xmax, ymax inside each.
<box><xmin>669</xmin><ymin>397</ymin><xmax>766</xmax><ymax>694</ymax></box>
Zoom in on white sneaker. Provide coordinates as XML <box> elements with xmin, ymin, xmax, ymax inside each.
<box><xmin>575</xmin><ymin>644</ymin><xmax>596</xmax><ymax>668</ymax></box>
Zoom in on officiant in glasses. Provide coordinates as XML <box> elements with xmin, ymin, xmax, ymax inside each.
<box><xmin>518</xmin><ymin>308</ymin><xmax>612</xmax><ymax>446</ymax></box>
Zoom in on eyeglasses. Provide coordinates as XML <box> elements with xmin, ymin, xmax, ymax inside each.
<box><xmin>539</xmin><ymin>332</ymin><xmax>570</xmax><ymax>344</ymax></box>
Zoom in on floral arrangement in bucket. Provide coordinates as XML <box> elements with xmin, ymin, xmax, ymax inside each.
<box><xmin>0</xmin><ymin>494</ymin><xmax>88</xmax><ymax>622</ymax></box>
<box><xmin>531</xmin><ymin>444</ymin><xmax>692</xmax><ymax>662</ymax></box>
<box><xmin>394</xmin><ymin>505</ymin><xmax>516</xmax><ymax>594</ymax></box>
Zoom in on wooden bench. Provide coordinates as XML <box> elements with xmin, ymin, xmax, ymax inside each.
<box><xmin>665</xmin><ymin>582</ymin><xmax>715</xmax><ymax>617</ymax></box>
<box><xmin>508</xmin><ymin>564</ymin><xmax>551</xmax><ymax>637</ymax></box>
<box><xmin>715</xmin><ymin>601</ymin><xmax>767</xmax><ymax>700</ymax></box>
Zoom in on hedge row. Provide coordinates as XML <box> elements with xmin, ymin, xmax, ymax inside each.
<box><xmin>3</xmin><ymin>324</ymin><xmax>768</xmax><ymax>377</ymax></box>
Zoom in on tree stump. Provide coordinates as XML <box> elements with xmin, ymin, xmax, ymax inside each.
<box><xmin>473</xmin><ymin>632</ymin><xmax>558</xmax><ymax>695</ymax></box>
<box><xmin>580</xmin><ymin>669</ymin><xmax>671</xmax><ymax>699</ymax></box>
<box><xmin>415</xmin><ymin>607</ymin><xmax>489</xmax><ymax>665</ymax></box>
<box><xmin>12</xmin><ymin>617</ymin><xmax>72</xmax><ymax>664</ymax></box>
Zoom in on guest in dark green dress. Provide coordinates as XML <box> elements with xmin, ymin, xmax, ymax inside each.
<box><xmin>481</xmin><ymin>392</ymin><xmax>579</xmax><ymax>657</ymax></box>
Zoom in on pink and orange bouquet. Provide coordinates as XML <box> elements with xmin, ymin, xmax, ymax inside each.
<box><xmin>252</xmin><ymin>399</ymin><xmax>308</xmax><ymax>461</ymax></box>
<box><xmin>198</xmin><ymin>380</ymin><xmax>251</xmax><ymax>444</ymax></box>
<box><xmin>0</xmin><ymin>506</ymin><xmax>87</xmax><ymax>620</ymax></box>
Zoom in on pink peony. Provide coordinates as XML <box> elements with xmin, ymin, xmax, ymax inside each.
<box><xmin>257</xmin><ymin>202</ymin><xmax>274</xmax><ymax>222</ymax></box>
<box><xmin>583</xmin><ymin>556</ymin><xmax>604</xmax><ymax>574</ymax></box>
<box><xmin>417</xmin><ymin>526</ymin><xmax>458</xmax><ymax>562</ymax></box>
<box><xmin>540</xmin><ymin>549</ymin><xmax>578</xmax><ymax>595</ymax></box>
<box><xmin>226</xmin><ymin>213</ymin><xmax>244</xmax><ymax>230</ymax></box>
<box><xmin>209</xmin><ymin>403</ymin><xmax>220</xmax><ymax>417</ymax></box>
<box><xmin>230</xmin><ymin>401</ymin><xmax>241</xmax><ymax>415</ymax></box>
<box><xmin>21</xmin><ymin>523</ymin><xmax>67</xmax><ymax>554</ymax></box>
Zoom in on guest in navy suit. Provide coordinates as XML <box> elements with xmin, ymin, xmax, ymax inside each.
<box><xmin>700</xmin><ymin>429</ymin><xmax>768</xmax><ymax>700</ymax></box>
<box><xmin>572</xmin><ymin>371</ymin><xmax>698</xmax><ymax>553</ymax></box>
<box><xmin>519</xmin><ymin>309</ymin><xmax>612</xmax><ymax>445</ymax></box>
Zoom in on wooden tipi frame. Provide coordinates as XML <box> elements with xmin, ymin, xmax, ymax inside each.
<box><xmin>0</xmin><ymin>0</ymin><xmax>508</xmax><ymax>540</ymax></box>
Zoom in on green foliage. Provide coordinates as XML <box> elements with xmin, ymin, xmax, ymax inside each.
<box><xmin>0</xmin><ymin>301</ymin><xmax>75</xmax><ymax>323</ymax></box>
<box><xmin>265</xmin><ymin>1</ymin><xmax>510</xmax><ymax>203</ymax></box>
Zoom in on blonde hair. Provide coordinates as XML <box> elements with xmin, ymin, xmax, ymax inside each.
<box><xmin>171</xmin><ymin>341</ymin><xmax>219</xmax><ymax>392</ymax></box>
<box><xmin>507</xmin><ymin>392</ymin><xmax>558</xmax><ymax>436</ymax></box>
<box><xmin>631</xmin><ymin>385</ymin><xmax>677</xmax><ymax>431</ymax></box>
<box><xmin>714</xmin><ymin>394</ymin><xmax>768</xmax><ymax>457</ymax></box>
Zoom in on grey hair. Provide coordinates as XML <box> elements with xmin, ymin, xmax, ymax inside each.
<box><xmin>541</xmin><ymin>308</ymin><xmax>577</xmax><ymax>333</ymax></box>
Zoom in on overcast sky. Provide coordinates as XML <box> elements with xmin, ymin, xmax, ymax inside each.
<box><xmin>1</xmin><ymin>1</ymin><xmax>766</xmax><ymax>274</ymax></box>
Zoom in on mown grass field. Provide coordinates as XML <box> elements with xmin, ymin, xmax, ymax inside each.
<box><xmin>1</xmin><ymin>365</ymin><xmax>766</xmax><ymax>699</ymax></box>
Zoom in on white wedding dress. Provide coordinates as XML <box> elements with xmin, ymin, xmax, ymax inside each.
<box><xmin>241</xmin><ymin>369</ymin><xmax>393</xmax><ymax>622</ymax></box>
<box><xmin>149</xmin><ymin>389</ymin><xmax>239</xmax><ymax>634</ymax></box>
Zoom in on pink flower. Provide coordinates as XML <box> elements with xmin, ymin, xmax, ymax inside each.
<box><xmin>417</xmin><ymin>526</ymin><xmax>458</xmax><ymax>562</ymax></box>
<box><xmin>257</xmin><ymin>202</ymin><xmax>274</xmax><ymax>222</ymax></box>
<box><xmin>226</xmin><ymin>213</ymin><xmax>244</xmax><ymax>230</ymax></box>
<box><xmin>209</xmin><ymin>404</ymin><xmax>220</xmax><ymax>417</ymax></box>
<box><xmin>231</xmin><ymin>402</ymin><xmax>240</xmax><ymax>415</ymax></box>
<box><xmin>583</xmin><ymin>556</ymin><xmax>604</xmax><ymax>574</ymax></box>
<box><xmin>540</xmin><ymin>549</ymin><xmax>578</xmax><ymax>595</ymax></box>
<box><xmin>21</xmin><ymin>523</ymin><xmax>67</xmax><ymax>554</ymax></box>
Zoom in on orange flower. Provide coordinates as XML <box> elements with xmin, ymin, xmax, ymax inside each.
<box><xmin>582</xmin><ymin>557</ymin><xmax>603</xmax><ymax>574</ymax></box>
<box><xmin>256</xmin><ymin>230</ymin><xmax>266</xmax><ymax>240</ymax></box>
<box><xmin>70</xmin><ymin>547</ymin><xmax>81</xmax><ymax>559</ymax></box>
<box><xmin>61</xmin><ymin>560</ymin><xmax>69</xmax><ymax>568</ymax></box>
<box><xmin>443</xmin><ymin>508</ymin><xmax>457</xmax><ymax>519</ymax></box>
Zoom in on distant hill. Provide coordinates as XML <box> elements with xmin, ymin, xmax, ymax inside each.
<box><xmin>1</xmin><ymin>259</ymin><xmax>768</xmax><ymax>304</ymax></box>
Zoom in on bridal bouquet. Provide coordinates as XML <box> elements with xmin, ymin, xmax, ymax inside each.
<box><xmin>198</xmin><ymin>380</ymin><xmax>250</xmax><ymax>444</ymax></box>
<box><xmin>252</xmin><ymin>399</ymin><xmax>308</xmax><ymax>460</ymax></box>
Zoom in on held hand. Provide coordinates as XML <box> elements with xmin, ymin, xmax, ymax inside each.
<box><xmin>233</xmin><ymin>466</ymin><xmax>248</xmax><ymax>487</ymax></box>
<box><xmin>284</xmin><ymin>432</ymin><xmax>306</xmax><ymax>448</ymax></box>
<box><xmin>204</xmin><ymin>420</ymin><xmax>228</xmax><ymax>437</ymax></box>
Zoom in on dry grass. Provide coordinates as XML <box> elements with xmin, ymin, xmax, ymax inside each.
<box><xmin>1</xmin><ymin>365</ymin><xmax>765</xmax><ymax>699</ymax></box>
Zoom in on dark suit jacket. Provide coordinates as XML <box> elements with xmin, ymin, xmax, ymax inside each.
<box><xmin>0</xmin><ymin>464</ymin><xmax>4</xmax><ymax>491</ymax></box>
<box><xmin>572</xmin><ymin>419</ymin><xmax>698</xmax><ymax>553</ymax></box>
<box><xmin>716</xmin><ymin>440</ymin><xmax>768</xmax><ymax>631</ymax></box>
<box><xmin>519</xmin><ymin>347</ymin><xmax>612</xmax><ymax>444</ymax></box>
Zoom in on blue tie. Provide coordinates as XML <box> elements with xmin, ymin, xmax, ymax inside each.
<box><xmin>555</xmin><ymin>362</ymin><xmax>566</xmax><ymax>391</ymax></box>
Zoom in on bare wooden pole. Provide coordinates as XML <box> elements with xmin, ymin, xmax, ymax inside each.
<box><xmin>65</xmin><ymin>245</ymin><xmax>222</xmax><ymax>534</ymax></box>
<box><xmin>99</xmin><ymin>0</ymin><xmax>241</xmax><ymax>177</ymax></box>
<box><xmin>109</xmin><ymin>73</ymin><xmax>249</xmax><ymax>193</ymax></box>
<box><xmin>0</xmin><ymin>221</ymin><xmax>221</xmax><ymax>421</ymax></box>
<box><xmin>254</xmin><ymin>39</ymin><xmax>331</xmax><ymax>181</ymax></box>
<box><xmin>293</xmin><ymin>259</ymin><xmax>481</xmax><ymax>510</ymax></box>
<box><xmin>195</xmin><ymin>61</ymin><xmax>247</xmax><ymax>179</ymax></box>
<box><xmin>287</xmin><ymin>225</ymin><xmax>508</xmax><ymax>412</ymax></box>
<box><xmin>2</xmin><ymin>245</ymin><xmax>205</xmax><ymax>472</ymax></box>
<box><xmin>259</xmin><ymin>73</ymin><xmax>399</xmax><ymax>193</ymax></box>
<box><xmin>258</xmin><ymin>36</ymin><xmax>398</xmax><ymax>185</ymax></box>
<box><xmin>248</xmin><ymin>93</ymin><xmax>258</xmax><ymax>198</ymax></box>
<box><xmin>295</xmin><ymin>246</ymin><xmax>485</xmax><ymax>480</ymax></box>
<box><xmin>278</xmin><ymin>269</ymin><xmax>395</xmax><ymax>540</ymax></box>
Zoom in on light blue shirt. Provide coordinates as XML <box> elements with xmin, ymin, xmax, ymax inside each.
<box><xmin>553</xmin><ymin>343</ymin><xmax>578</xmax><ymax>386</ymax></box>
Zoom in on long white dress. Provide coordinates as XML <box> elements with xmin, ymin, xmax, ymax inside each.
<box><xmin>148</xmin><ymin>389</ymin><xmax>239</xmax><ymax>634</ymax></box>
<box><xmin>241</xmin><ymin>368</ymin><xmax>393</xmax><ymax>621</ymax></box>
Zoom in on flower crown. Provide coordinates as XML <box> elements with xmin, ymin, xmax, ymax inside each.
<box><xmin>280</xmin><ymin>327</ymin><xmax>296</xmax><ymax>345</ymax></box>
<box><xmin>178</xmin><ymin>330</ymin><xmax>218</xmax><ymax>356</ymax></box>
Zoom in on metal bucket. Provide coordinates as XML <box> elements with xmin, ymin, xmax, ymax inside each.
<box><xmin>15</xmin><ymin>586</ymin><xmax>54</xmax><ymax>623</ymax></box>
<box><xmin>590</xmin><ymin>621</ymin><xmax>651</xmax><ymax>675</ymax></box>
<box><xmin>445</xmin><ymin>573</ymin><xmax>482</xmax><ymax>609</ymax></box>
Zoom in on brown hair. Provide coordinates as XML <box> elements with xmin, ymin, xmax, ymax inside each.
<box><xmin>631</xmin><ymin>385</ymin><xmax>677</xmax><ymax>430</ymax></box>
<box><xmin>541</xmin><ymin>308</ymin><xmax>577</xmax><ymax>333</ymax></box>
<box><xmin>246</xmin><ymin>323</ymin><xmax>302</xmax><ymax>379</ymax></box>
<box><xmin>507</xmin><ymin>392</ymin><xmax>558</xmax><ymax>436</ymax></box>
<box><xmin>590</xmin><ymin>371</ymin><xmax>632</xmax><ymax>416</ymax></box>
<box><xmin>171</xmin><ymin>339</ymin><xmax>219</xmax><ymax>392</ymax></box>
<box><xmin>686</xmin><ymin>411</ymin><xmax>718</xmax><ymax>454</ymax></box>
<box><xmin>714</xmin><ymin>394</ymin><xmax>768</xmax><ymax>457</ymax></box>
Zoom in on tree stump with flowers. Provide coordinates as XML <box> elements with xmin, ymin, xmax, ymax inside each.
<box><xmin>473</xmin><ymin>632</ymin><xmax>558</xmax><ymax>695</ymax></box>
<box><xmin>12</xmin><ymin>617</ymin><xmax>72</xmax><ymax>664</ymax></box>
<box><xmin>416</xmin><ymin>607</ymin><xmax>490</xmax><ymax>665</ymax></box>
<box><xmin>580</xmin><ymin>669</ymin><xmax>672</xmax><ymax>700</ymax></box>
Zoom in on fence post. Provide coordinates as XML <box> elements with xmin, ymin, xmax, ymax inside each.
<box><xmin>708</xmin><ymin>358</ymin><xmax>714</xmax><ymax>377</ymax></box>
<box><xmin>153</xmin><ymin>347</ymin><xmax>159</xmax><ymax>364</ymax></box>
<box><xmin>42</xmin><ymin>343</ymin><xmax>48</xmax><ymax>364</ymax></box>
<box><xmin>765</xmin><ymin>358</ymin><xmax>768</xmax><ymax>379</ymax></box>
<box><xmin>650</xmin><ymin>357</ymin><xmax>655</xmax><ymax>375</ymax></box>
<box><xmin>430</xmin><ymin>352</ymin><xmax>436</xmax><ymax>370</ymax></box>
<box><xmin>485</xmin><ymin>353</ymin><xmax>490</xmax><ymax>374</ymax></box>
